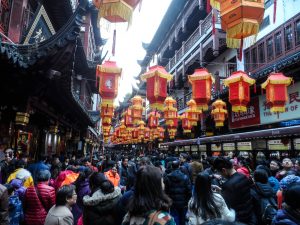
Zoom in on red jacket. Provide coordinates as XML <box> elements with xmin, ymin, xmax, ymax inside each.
<box><xmin>24</xmin><ymin>182</ymin><xmax>56</xmax><ymax>225</ymax></box>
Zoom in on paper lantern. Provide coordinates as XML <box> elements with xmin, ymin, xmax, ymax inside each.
<box><xmin>148</xmin><ymin>111</ymin><xmax>161</xmax><ymax>129</ymax></box>
<box><xmin>131</xmin><ymin>96</ymin><xmax>143</xmax><ymax>125</ymax></box>
<box><xmin>102</xmin><ymin>125</ymin><xmax>111</xmax><ymax>136</ymax></box>
<box><xmin>211</xmin><ymin>99</ymin><xmax>228</xmax><ymax>128</ymax></box>
<box><xmin>219</xmin><ymin>0</ymin><xmax>265</xmax><ymax>48</ymax></box>
<box><xmin>224</xmin><ymin>71</ymin><xmax>255</xmax><ymax>113</ymax></box>
<box><xmin>97</xmin><ymin>61</ymin><xmax>122</xmax><ymax>100</ymax></box>
<box><xmin>163</xmin><ymin>96</ymin><xmax>178</xmax><ymax>126</ymax></box>
<box><xmin>261</xmin><ymin>72</ymin><xmax>293</xmax><ymax>113</ymax></box>
<box><xmin>188</xmin><ymin>68</ymin><xmax>215</xmax><ymax>111</ymax></box>
<box><xmin>100</xmin><ymin>99</ymin><xmax>115</xmax><ymax>126</ymax></box>
<box><xmin>138</xmin><ymin>120</ymin><xmax>145</xmax><ymax>139</ymax></box>
<box><xmin>186</xmin><ymin>99</ymin><xmax>201</xmax><ymax>126</ymax></box>
<box><xmin>180</xmin><ymin>112</ymin><xmax>192</xmax><ymax>133</ymax></box>
<box><xmin>168</xmin><ymin>128</ymin><xmax>177</xmax><ymax>139</ymax></box>
<box><xmin>141</xmin><ymin>65</ymin><xmax>173</xmax><ymax>111</ymax></box>
<box><xmin>132</xmin><ymin>128</ymin><xmax>139</xmax><ymax>143</ymax></box>
<box><xmin>123</xmin><ymin>108</ymin><xmax>133</xmax><ymax>130</ymax></box>
<box><xmin>144</xmin><ymin>127</ymin><xmax>150</xmax><ymax>142</ymax></box>
<box><xmin>210</xmin><ymin>0</ymin><xmax>221</xmax><ymax>10</ymax></box>
<box><xmin>158</xmin><ymin>127</ymin><xmax>165</xmax><ymax>142</ymax></box>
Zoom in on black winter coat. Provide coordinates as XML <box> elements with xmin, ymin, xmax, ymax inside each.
<box><xmin>251</xmin><ymin>182</ymin><xmax>277</xmax><ymax>225</ymax></box>
<box><xmin>222</xmin><ymin>172</ymin><xmax>256</xmax><ymax>224</ymax></box>
<box><xmin>164</xmin><ymin>169</ymin><xmax>192</xmax><ymax>209</ymax></box>
<box><xmin>83</xmin><ymin>187</ymin><xmax>122</xmax><ymax>225</ymax></box>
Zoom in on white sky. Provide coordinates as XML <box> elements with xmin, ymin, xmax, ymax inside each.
<box><xmin>100</xmin><ymin>0</ymin><xmax>172</xmax><ymax>106</ymax></box>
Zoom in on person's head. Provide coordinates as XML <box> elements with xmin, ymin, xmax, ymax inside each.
<box><xmin>16</xmin><ymin>159</ymin><xmax>26</xmax><ymax>169</ymax></box>
<box><xmin>254</xmin><ymin>169</ymin><xmax>268</xmax><ymax>184</ymax></box>
<box><xmin>82</xmin><ymin>157</ymin><xmax>91</xmax><ymax>167</ymax></box>
<box><xmin>20</xmin><ymin>153</ymin><xmax>29</xmax><ymax>164</ymax></box>
<box><xmin>89</xmin><ymin>172</ymin><xmax>114</xmax><ymax>194</ymax></box>
<box><xmin>256</xmin><ymin>165</ymin><xmax>271</xmax><ymax>177</ymax></box>
<box><xmin>110</xmin><ymin>165</ymin><xmax>118</xmax><ymax>175</ymax></box>
<box><xmin>139</xmin><ymin>157</ymin><xmax>151</xmax><ymax>166</ymax></box>
<box><xmin>56</xmin><ymin>185</ymin><xmax>77</xmax><ymax>207</ymax></box>
<box><xmin>4</xmin><ymin>183</ymin><xmax>14</xmax><ymax>196</ymax></box>
<box><xmin>129</xmin><ymin>166</ymin><xmax>172</xmax><ymax>216</ymax></box>
<box><xmin>122</xmin><ymin>157</ymin><xmax>128</xmax><ymax>167</ymax></box>
<box><xmin>64</xmin><ymin>158</ymin><xmax>70</xmax><ymax>164</ymax></box>
<box><xmin>36</xmin><ymin>170</ymin><xmax>51</xmax><ymax>182</ymax></box>
<box><xmin>284</xmin><ymin>183</ymin><xmax>300</xmax><ymax>209</ymax></box>
<box><xmin>282</xmin><ymin>158</ymin><xmax>293</xmax><ymax>170</ymax></box>
<box><xmin>179</xmin><ymin>153</ymin><xmax>188</xmax><ymax>163</ymax></box>
<box><xmin>294</xmin><ymin>158</ymin><xmax>300</xmax><ymax>171</ymax></box>
<box><xmin>213</xmin><ymin>157</ymin><xmax>234</xmax><ymax>178</ymax></box>
<box><xmin>280</xmin><ymin>175</ymin><xmax>300</xmax><ymax>192</ymax></box>
<box><xmin>5</xmin><ymin>149</ymin><xmax>14</xmax><ymax>162</ymax></box>
<box><xmin>190</xmin><ymin>173</ymin><xmax>221</xmax><ymax>220</ymax></box>
<box><xmin>270</xmin><ymin>160</ymin><xmax>280</xmax><ymax>171</ymax></box>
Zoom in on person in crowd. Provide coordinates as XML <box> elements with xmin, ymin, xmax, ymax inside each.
<box><xmin>236</xmin><ymin>159</ymin><xmax>251</xmax><ymax>178</ymax></box>
<box><xmin>276</xmin><ymin>174</ymin><xmax>300</xmax><ymax>209</ymax></box>
<box><xmin>122</xmin><ymin>165</ymin><xmax>175</xmax><ymax>225</ymax></box>
<box><xmin>186</xmin><ymin>173</ymin><xmax>235</xmax><ymax>224</ymax></box>
<box><xmin>105</xmin><ymin>164</ymin><xmax>120</xmax><ymax>187</ymax></box>
<box><xmin>23</xmin><ymin>170</ymin><xmax>55</xmax><ymax>225</ymax></box>
<box><xmin>7</xmin><ymin>160</ymin><xmax>33</xmax><ymax>188</ymax></box>
<box><xmin>251</xmin><ymin>169</ymin><xmax>277</xmax><ymax>225</ymax></box>
<box><xmin>27</xmin><ymin>155</ymin><xmax>50</xmax><ymax>182</ymax></box>
<box><xmin>179</xmin><ymin>153</ymin><xmax>192</xmax><ymax>180</ymax></box>
<box><xmin>201</xmin><ymin>219</ymin><xmax>246</xmax><ymax>225</ymax></box>
<box><xmin>276</xmin><ymin>158</ymin><xmax>296</xmax><ymax>181</ymax></box>
<box><xmin>50</xmin><ymin>155</ymin><xmax>62</xmax><ymax>180</ymax></box>
<box><xmin>4</xmin><ymin>184</ymin><xmax>23</xmax><ymax>225</ymax></box>
<box><xmin>0</xmin><ymin>149</ymin><xmax>16</xmax><ymax>184</ymax></box>
<box><xmin>213</xmin><ymin>157</ymin><xmax>256</xmax><ymax>225</ymax></box>
<box><xmin>269</xmin><ymin>160</ymin><xmax>281</xmax><ymax>177</ymax></box>
<box><xmin>0</xmin><ymin>183</ymin><xmax>9</xmax><ymax>225</ymax></box>
<box><xmin>272</xmin><ymin>183</ymin><xmax>300</xmax><ymax>225</ymax></box>
<box><xmin>119</xmin><ymin>156</ymin><xmax>136</xmax><ymax>192</ymax></box>
<box><xmin>9</xmin><ymin>176</ymin><xmax>26</xmax><ymax>201</ymax></box>
<box><xmin>62</xmin><ymin>158</ymin><xmax>70</xmax><ymax>170</ymax></box>
<box><xmin>294</xmin><ymin>158</ymin><xmax>300</xmax><ymax>176</ymax></box>
<box><xmin>83</xmin><ymin>172</ymin><xmax>121</xmax><ymax>225</ymax></box>
<box><xmin>164</xmin><ymin>161</ymin><xmax>192</xmax><ymax>225</ymax></box>
<box><xmin>189</xmin><ymin>154</ymin><xmax>203</xmax><ymax>185</ymax></box>
<box><xmin>101</xmin><ymin>154</ymin><xmax>115</xmax><ymax>172</ymax></box>
<box><xmin>256</xmin><ymin>165</ymin><xmax>280</xmax><ymax>195</ymax></box>
<box><xmin>44</xmin><ymin>185</ymin><xmax>76</xmax><ymax>225</ymax></box>
<box><xmin>82</xmin><ymin>157</ymin><xmax>98</xmax><ymax>172</ymax></box>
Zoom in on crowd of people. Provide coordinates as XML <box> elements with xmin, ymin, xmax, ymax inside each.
<box><xmin>0</xmin><ymin>147</ymin><xmax>300</xmax><ymax>225</ymax></box>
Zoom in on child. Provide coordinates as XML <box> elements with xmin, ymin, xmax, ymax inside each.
<box><xmin>4</xmin><ymin>184</ymin><xmax>23</xmax><ymax>225</ymax></box>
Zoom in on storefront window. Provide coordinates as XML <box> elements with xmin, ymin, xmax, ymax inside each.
<box><xmin>267</xmin><ymin>37</ymin><xmax>274</xmax><ymax>61</ymax></box>
<box><xmin>285</xmin><ymin>25</ymin><xmax>293</xmax><ymax>51</ymax></box>
<box><xmin>275</xmin><ymin>31</ymin><xmax>282</xmax><ymax>56</ymax></box>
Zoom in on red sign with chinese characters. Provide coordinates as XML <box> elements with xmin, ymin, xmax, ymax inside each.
<box><xmin>229</xmin><ymin>97</ymin><xmax>261</xmax><ymax>129</ymax></box>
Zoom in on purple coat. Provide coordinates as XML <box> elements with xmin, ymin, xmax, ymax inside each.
<box><xmin>10</xmin><ymin>179</ymin><xmax>26</xmax><ymax>200</ymax></box>
<box><xmin>272</xmin><ymin>209</ymin><xmax>300</xmax><ymax>225</ymax></box>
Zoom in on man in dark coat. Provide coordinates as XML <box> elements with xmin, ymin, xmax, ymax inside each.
<box><xmin>214</xmin><ymin>157</ymin><xmax>256</xmax><ymax>225</ymax></box>
<box><xmin>164</xmin><ymin>161</ymin><xmax>192</xmax><ymax>225</ymax></box>
<box><xmin>0</xmin><ymin>184</ymin><xmax>9</xmax><ymax>225</ymax></box>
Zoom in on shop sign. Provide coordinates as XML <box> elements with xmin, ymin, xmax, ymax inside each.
<box><xmin>268</xmin><ymin>140</ymin><xmax>291</xmax><ymax>150</ymax></box>
<box><xmin>199</xmin><ymin>145</ymin><xmax>207</xmax><ymax>151</ymax></box>
<box><xmin>237</xmin><ymin>142</ymin><xmax>252</xmax><ymax>151</ymax></box>
<box><xmin>211</xmin><ymin>144</ymin><xmax>221</xmax><ymax>151</ymax></box>
<box><xmin>294</xmin><ymin>138</ymin><xmax>300</xmax><ymax>150</ymax></box>
<box><xmin>260</xmin><ymin>82</ymin><xmax>300</xmax><ymax>124</ymax></box>
<box><xmin>223</xmin><ymin>143</ymin><xmax>235</xmax><ymax>151</ymax></box>
<box><xmin>229</xmin><ymin>97</ymin><xmax>260</xmax><ymax>129</ymax></box>
<box><xmin>184</xmin><ymin>146</ymin><xmax>190</xmax><ymax>151</ymax></box>
<box><xmin>191</xmin><ymin>145</ymin><xmax>198</xmax><ymax>152</ymax></box>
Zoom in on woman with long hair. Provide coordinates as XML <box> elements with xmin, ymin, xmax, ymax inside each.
<box><xmin>122</xmin><ymin>165</ymin><xmax>175</xmax><ymax>225</ymax></box>
<box><xmin>187</xmin><ymin>173</ymin><xmax>235</xmax><ymax>224</ymax></box>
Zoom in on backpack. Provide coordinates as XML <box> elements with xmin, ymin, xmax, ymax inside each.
<box><xmin>260</xmin><ymin>197</ymin><xmax>277</xmax><ymax>224</ymax></box>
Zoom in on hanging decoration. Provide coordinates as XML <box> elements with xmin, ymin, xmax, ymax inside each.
<box><xmin>158</xmin><ymin>127</ymin><xmax>165</xmax><ymax>142</ymax></box>
<box><xmin>211</xmin><ymin>99</ymin><xmax>228</xmax><ymax>128</ymax></box>
<box><xmin>123</xmin><ymin>108</ymin><xmax>133</xmax><ymax>131</ymax></box>
<box><xmin>141</xmin><ymin>65</ymin><xmax>173</xmax><ymax>111</ymax></box>
<box><xmin>224</xmin><ymin>71</ymin><xmax>255</xmax><ymax>113</ymax></box>
<box><xmin>131</xmin><ymin>96</ymin><xmax>143</xmax><ymax>125</ymax></box>
<box><xmin>100</xmin><ymin>100</ymin><xmax>115</xmax><ymax>126</ymax></box>
<box><xmin>132</xmin><ymin>128</ymin><xmax>139</xmax><ymax>143</ymax></box>
<box><xmin>261</xmin><ymin>72</ymin><xmax>293</xmax><ymax>113</ymax></box>
<box><xmin>138</xmin><ymin>120</ymin><xmax>145</xmax><ymax>142</ymax></box>
<box><xmin>180</xmin><ymin>112</ymin><xmax>192</xmax><ymax>134</ymax></box>
<box><xmin>163</xmin><ymin>96</ymin><xmax>178</xmax><ymax>126</ymax></box>
<box><xmin>186</xmin><ymin>99</ymin><xmax>201</xmax><ymax>126</ymax></box>
<box><xmin>210</xmin><ymin>0</ymin><xmax>221</xmax><ymax>10</ymax></box>
<box><xmin>148</xmin><ymin>111</ymin><xmax>160</xmax><ymax>129</ymax></box>
<box><xmin>144</xmin><ymin>127</ymin><xmax>150</xmax><ymax>142</ymax></box>
<box><xmin>188</xmin><ymin>68</ymin><xmax>215</xmax><ymax>111</ymax></box>
<box><xmin>219</xmin><ymin>0</ymin><xmax>265</xmax><ymax>50</ymax></box>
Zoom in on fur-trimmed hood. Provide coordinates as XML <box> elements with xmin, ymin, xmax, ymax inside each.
<box><xmin>83</xmin><ymin>186</ymin><xmax>121</xmax><ymax>206</ymax></box>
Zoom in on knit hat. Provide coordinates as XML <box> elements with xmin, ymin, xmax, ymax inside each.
<box><xmin>280</xmin><ymin>175</ymin><xmax>300</xmax><ymax>191</ymax></box>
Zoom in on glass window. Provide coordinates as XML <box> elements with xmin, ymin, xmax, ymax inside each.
<box><xmin>275</xmin><ymin>32</ymin><xmax>282</xmax><ymax>56</ymax></box>
<box><xmin>295</xmin><ymin>19</ymin><xmax>300</xmax><ymax>46</ymax></box>
<box><xmin>258</xmin><ymin>43</ymin><xmax>265</xmax><ymax>63</ymax></box>
<box><xmin>267</xmin><ymin>37</ymin><xmax>274</xmax><ymax>61</ymax></box>
<box><xmin>251</xmin><ymin>48</ymin><xmax>257</xmax><ymax>69</ymax></box>
<box><xmin>285</xmin><ymin>25</ymin><xmax>293</xmax><ymax>51</ymax></box>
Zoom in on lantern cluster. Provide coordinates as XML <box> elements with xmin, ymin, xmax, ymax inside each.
<box><xmin>164</xmin><ymin>97</ymin><xmax>178</xmax><ymax>139</ymax></box>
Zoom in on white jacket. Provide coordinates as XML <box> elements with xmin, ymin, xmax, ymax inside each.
<box><xmin>186</xmin><ymin>193</ymin><xmax>235</xmax><ymax>225</ymax></box>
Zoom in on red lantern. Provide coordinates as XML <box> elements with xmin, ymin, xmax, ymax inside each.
<box><xmin>261</xmin><ymin>72</ymin><xmax>293</xmax><ymax>113</ymax></box>
<box><xmin>123</xmin><ymin>108</ymin><xmax>133</xmax><ymax>130</ymax></box>
<box><xmin>97</xmin><ymin>61</ymin><xmax>122</xmax><ymax>100</ymax></box>
<box><xmin>144</xmin><ymin>127</ymin><xmax>150</xmax><ymax>142</ymax></box>
<box><xmin>138</xmin><ymin>120</ymin><xmax>145</xmax><ymax>140</ymax></box>
<box><xmin>141</xmin><ymin>65</ymin><xmax>173</xmax><ymax>111</ymax></box>
<box><xmin>211</xmin><ymin>99</ymin><xmax>228</xmax><ymax>128</ymax></box>
<box><xmin>168</xmin><ymin>128</ymin><xmax>177</xmax><ymax>139</ymax></box>
<box><xmin>148</xmin><ymin>111</ymin><xmax>160</xmax><ymax>129</ymax></box>
<box><xmin>186</xmin><ymin>99</ymin><xmax>201</xmax><ymax>126</ymax></box>
<box><xmin>132</xmin><ymin>128</ymin><xmax>139</xmax><ymax>143</ymax></box>
<box><xmin>131</xmin><ymin>96</ymin><xmax>143</xmax><ymax>125</ymax></box>
<box><xmin>163</xmin><ymin>97</ymin><xmax>178</xmax><ymax>126</ymax></box>
<box><xmin>180</xmin><ymin>112</ymin><xmax>192</xmax><ymax>133</ymax></box>
<box><xmin>188</xmin><ymin>68</ymin><xmax>215</xmax><ymax>111</ymax></box>
<box><xmin>224</xmin><ymin>71</ymin><xmax>255</xmax><ymax>113</ymax></box>
<box><xmin>158</xmin><ymin>127</ymin><xmax>165</xmax><ymax>142</ymax></box>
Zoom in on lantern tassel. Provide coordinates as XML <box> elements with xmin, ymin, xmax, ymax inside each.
<box><xmin>238</xmin><ymin>38</ymin><xmax>243</xmax><ymax>61</ymax></box>
<box><xmin>112</xmin><ymin>29</ymin><xmax>116</xmax><ymax>56</ymax></box>
<box><xmin>273</xmin><ymin>0</ymin><xmax>277</xmax><ymax>23</ymax></box>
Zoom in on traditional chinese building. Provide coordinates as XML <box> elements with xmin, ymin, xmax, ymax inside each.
<box><xmin>0</xmin><ymin>0</ymin><xmax>104</xmax><ymax>158</ymax></box>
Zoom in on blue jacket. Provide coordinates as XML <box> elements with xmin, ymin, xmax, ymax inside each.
<box><xmin>8</xmin><ymin>195</ymin><xmax>23</xmax><ymax>225</ymax></box>
<box><xmin>27</xmin><ymin>162</ymin><xmax>50</xmax><ymax>182</ymax></box>
<box><xmin>272</xmin><ymin>208</ymin><xmax>300</xmax><ymax>225</ymax></box>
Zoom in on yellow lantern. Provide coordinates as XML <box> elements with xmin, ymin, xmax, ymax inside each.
<box><xmin>211</xmin><ymin>99</ymin><xmax>228</xmax><ymax>128</ymax></box>
<box><xmin>131</xmin><ymin>96</ymin><xmax>143</xmax><ymax>125</ymax></box>
<box><xmin>186</xmin><ymin>99</ymin><xmax>201</xmax><ymax>126</ymax></box>
<box><xmin>163</xmin><ymin>96</ymin><xmax>177</xmax><ymax>126</ymax></box>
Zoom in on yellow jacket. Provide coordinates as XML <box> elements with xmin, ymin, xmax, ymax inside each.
<box><xmin>7</xmin><ymin>168</ymin><xmax>34</xmax><ymax>188</ymax></box>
